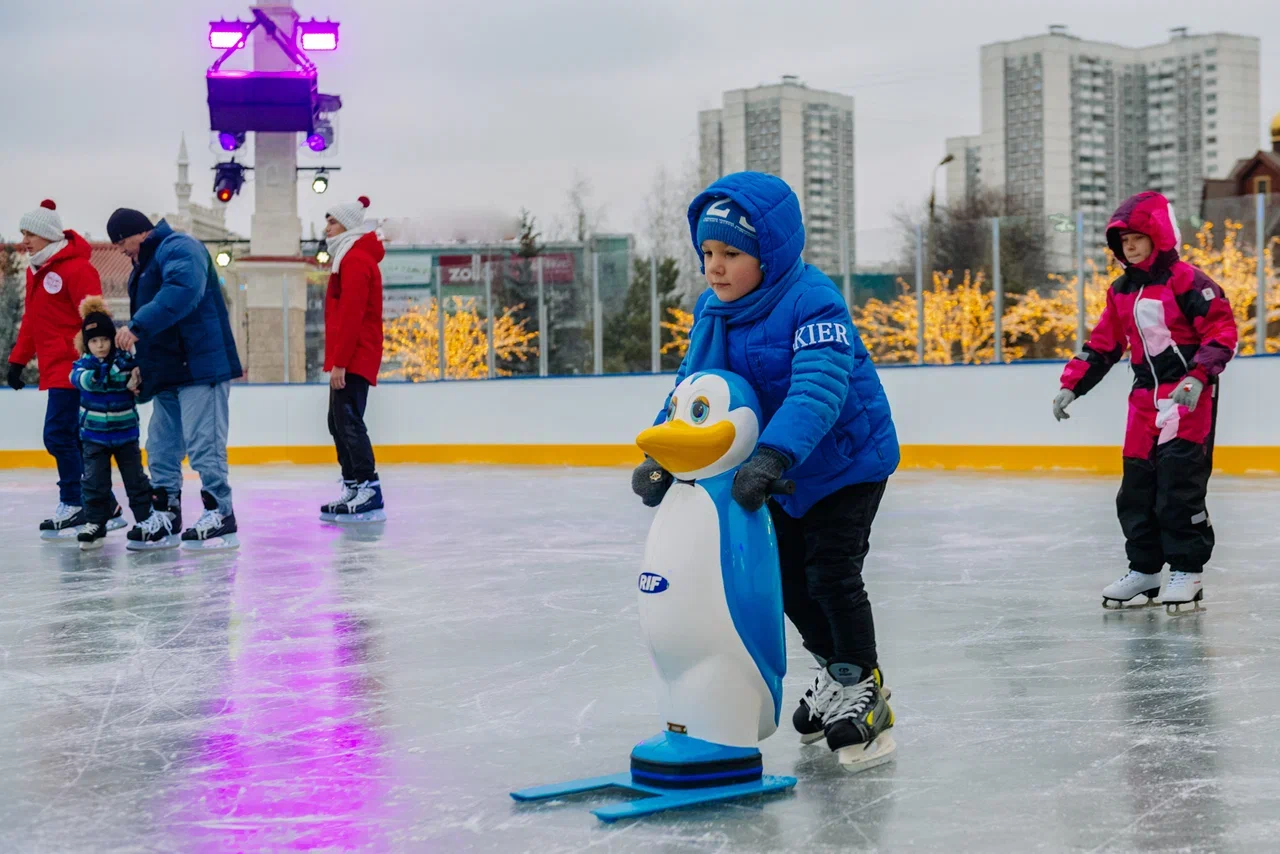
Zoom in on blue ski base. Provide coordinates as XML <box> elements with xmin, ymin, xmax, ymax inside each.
<box><xmin>510</xmin><ymin>771</ymin><xmax>796</xmax><ymax>822</ymax></box>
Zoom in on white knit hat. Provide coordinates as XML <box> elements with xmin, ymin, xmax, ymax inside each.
<box><xmin>326</xmin><ymin>195</ymin><xmax>371</xmax><ymax>232</ymax></box>
<box><xmin>19</xmin><ymin>200</ymin><xmax>65</xmax><ymax>242</ymax></box>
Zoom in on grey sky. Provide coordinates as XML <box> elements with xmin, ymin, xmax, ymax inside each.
<box><xmin>3</xmin><ymin>0</ymin><xmax>1278</xmax><ymax>253</ymax></box>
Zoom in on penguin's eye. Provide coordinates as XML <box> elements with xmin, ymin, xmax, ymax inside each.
<box><xmin>666</xmin><ymin>397</ymin><xmax>677</xmax><ymax>422</ymax></box>
<box><xmin>690</xmin><ymin>397</ymin><xmax>710</xmax><ymax>424</ymax></box>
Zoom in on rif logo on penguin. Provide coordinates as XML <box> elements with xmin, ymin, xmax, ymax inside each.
<box><xmin>638</xmin><ymin>573</ymin><xmax>669</xmax><ymax>594</ymax></box>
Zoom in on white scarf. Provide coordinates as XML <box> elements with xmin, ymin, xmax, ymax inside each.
<box><xmin>327</xmin><ymin>226</ymin><xmax>374</xmax><ymax>274</ymax></box>
<box><xmin>28</xmin><ymin>239</ymin><xmax>67</xmax><ymax>271</ymax></box>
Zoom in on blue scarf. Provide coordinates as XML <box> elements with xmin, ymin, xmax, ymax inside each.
<box><xmin>684</xmin><ymin>258</ymin><xmax>802</xmax><ymax>372</ymax></box>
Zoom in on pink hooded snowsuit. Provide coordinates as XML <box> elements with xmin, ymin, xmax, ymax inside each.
<box><xmin>1059</xmin><ymin>190</ymin><xmax>1236</xmax><ymax>575</ymax></box>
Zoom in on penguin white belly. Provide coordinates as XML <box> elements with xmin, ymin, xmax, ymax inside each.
<box><xmin>637</xmin><ymin>482</ymin><xmax>776</xmax><ymax>748</ymax></box>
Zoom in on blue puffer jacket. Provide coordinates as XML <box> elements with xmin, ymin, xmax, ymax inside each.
<box><xmin>126</xmin><ymin>220</ymin><xmax>242</xmax><ymax>401</ymax></box>
<box><xmin>662</xmin><ymin>172</ymin><xmax>899</xmax><ymax>517</ymax></box>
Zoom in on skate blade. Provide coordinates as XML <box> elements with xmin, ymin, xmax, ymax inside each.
<box><xmin>182</xmin><ymin>533</ymin><xmax>240</xmax><ymax>552</ymax></box>
<box><xmin>105</xmin><ymin>517</ymin><xmax>128</xmax><ymax>532</ymax></box>
<box><xmin>41</xmin><ymin>528</ymin><xmax>80</xmax><ymax>541</ymax></box>
<box><xmin>319</xmin><ymin>512</ymin><xmax>338</xmax><ymax>522</ymax></box>
<box><xmin>836</xmin><ymin>732</ymin><xmax>897</xmax><ymax>773</ymax></box>
<box><xmin>331</xmin><ymin>510</ymin><xmax>386</xmax><ymax>524</ymax></box>
<box><xmin>1102</xmin><ymin>595</ymin><xmax>1161</xmax><ymax>610</ymax></box>
<box><xmin>78</xmin><ymin>540</ymin><xmax>106</xmax><ymax>552</ymax></box>
<box><xmin>1165</xmin><ymin>601</ymin><xmax>1205</xmax><ymax>617</ymax></box>
<box><xmin>799</xmin><ymin>731</ymin><xmax>827</xmax><ymax>746</ymax></box>
<box><xmin>126</xmin><ymin>535</ymin><xmax>181</xmax><ymax>552</ymax></box>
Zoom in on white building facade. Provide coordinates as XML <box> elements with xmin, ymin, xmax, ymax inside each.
<box><xmin>698</xmin><ymin>76</ymin><xmax>855</xmax><ymax>277</ymax></box>
<box><xmin>948</xmin><ymin>27</ymin><xmax>1259</xmax><ymax>263</ymax></box>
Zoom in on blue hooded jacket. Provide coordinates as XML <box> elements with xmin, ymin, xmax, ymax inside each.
<box><xmin>126</xmin><ymin>220</ymin><xmax>242</xmax><ymax>401</ymax></box>
<box><xmin>662</xmin><ymin>172</ymin><xmax>899</xmax><ymax>517</ymax></box>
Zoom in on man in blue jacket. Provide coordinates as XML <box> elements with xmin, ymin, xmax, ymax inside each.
<box><xmin>631</xmin><ymin>172</ymin><xmax>900</xmax><ymax>772</ymax></box>
<box><xmin>108</xmin><ymin>209</ymin><xmax>243</xmax><ymax>549</ymax></box>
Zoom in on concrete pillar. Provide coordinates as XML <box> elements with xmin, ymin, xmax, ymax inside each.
<box><xmin>240</xmin><ymin>2</ymin><xmax>308</xmax><ymax>382</ymax></box>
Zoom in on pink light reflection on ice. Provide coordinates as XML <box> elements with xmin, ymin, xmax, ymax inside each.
<box><xmin>171</xmin><ymin>543</ymin><xmax>392</xmax><ymax>851</ymax></box>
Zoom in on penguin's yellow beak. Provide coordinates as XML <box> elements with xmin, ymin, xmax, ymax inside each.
<box><xmin>635</xmin><ymin>420</ymin><xmax>736</xmax><ymax>475</ymax></box>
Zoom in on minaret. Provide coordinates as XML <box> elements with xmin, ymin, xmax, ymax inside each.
<box><xmin>175</xmin><ymin>134</ymin><xmax>192</xmax><ymax>219</ymax></box>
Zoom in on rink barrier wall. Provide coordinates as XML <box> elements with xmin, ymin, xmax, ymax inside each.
<box><xmin>2</xmin><ymin>356</ymin><xmax>1278</xmax><ymax>475</ymax></box>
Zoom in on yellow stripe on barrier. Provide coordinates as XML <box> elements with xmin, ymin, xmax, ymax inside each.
<box><xmin>2</xmin><ymin>445</ymin><xmax>1278</xmax><ymax>475</ymax></box>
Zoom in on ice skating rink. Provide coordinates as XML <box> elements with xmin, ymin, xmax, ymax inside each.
<box><xmin>2</xmin><ymin>464</ymin><xmax>1279</xmax><ymax>853</ymax></box>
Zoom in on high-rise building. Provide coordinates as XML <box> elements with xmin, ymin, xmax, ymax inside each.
<box><xmin>947</xmin><ymin>26</ymin><xmax>1259</xmax><ymax>263</ymax></box>
<box><xmin>945</xmin><ymin>135</ymin><xmax>982</xmax><ymax>208</ymax></box>
<box><xmin>698</xmin><ymin>76</ymin><xmax>854</xmax><ymax>277</ymax></box>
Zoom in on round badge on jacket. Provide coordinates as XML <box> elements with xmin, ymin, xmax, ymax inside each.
<box><xmin>43</xmin><ymin>272</ymin><xmax>63</xmax><ymax>294</ymax></box>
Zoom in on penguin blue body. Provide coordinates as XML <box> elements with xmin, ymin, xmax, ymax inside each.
<box><xmin>635</xmin><ymin>370</ymin><xmax>787</xmax><ymax>747</ymax></box>
<box><xmin>509</xmin><ymin>369</ymin><xmax>797</xmax><ymax>819</ymax></box>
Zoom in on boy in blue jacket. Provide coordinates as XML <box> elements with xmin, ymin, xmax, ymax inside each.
<box><xmin>69</xmin><ymin>297</ymin><xmax>158</xmax><ymax>551</ymax></box>
<box><xmin>632</xmin><ymin>172</ymin><xmax>901</xmax><ymax>771</ymax></box>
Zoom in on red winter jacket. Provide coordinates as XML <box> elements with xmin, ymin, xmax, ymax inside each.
<box><xmin>323</xmin><ymin>231</ymin><xmax>385</xmax><ymax>385</ymax></box>
<box><xmin>1061</xmin><ymin>191</ymin><xmax>1237</xmax><ymax>397</ymax></box>
<box><xmin>9</xmin><ymin>231</ymin><xmax>103</xmax><ymax>390</ymax></box>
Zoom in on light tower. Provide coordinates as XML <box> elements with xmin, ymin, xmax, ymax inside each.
<box><xmin>205</xmin><ymin>3</ymin><xmax>342</xmax><ymax>382</ymax></box>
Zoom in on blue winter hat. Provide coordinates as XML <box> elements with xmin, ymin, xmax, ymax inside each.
<box><xmin>695</xmin><ymin>197</ymin><xmax>760</xmax><ymax>259</ymax></box>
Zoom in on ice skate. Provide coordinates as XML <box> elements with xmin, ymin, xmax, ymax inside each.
<box><xmin>330</xmin><ymin>480</ymin><xmax>385</xmax><ymax>524</ymax></box>
<box><xmin>794</xmin><ymin>665</ymin><xmax>889</xmax><ymax>745</ymax></box>
<box><xmin>76</xmin><ymin>522</ymin><xmax>107</xmax><ymax>551</ymax></box>
<box><xmin>823</xmin><ymin>669</ymin><xmax>897</xmax><ymax>773</ymax></box>
<box><xmin>181</xmin><ymin>490</ymin><xmax>239</xmax><ymax>551</ymax></box>
<box><xmin>39</xmin><ymin>502</ymin><xmax>85</xmax><ymax>540</ymax></box>
<box><xmin>105</xmin><ymin>504</ymin><xmax>128</xmax><ymax>533</ymax></box>
<box><xmin>1163</xmin><ymin>571</ymin><xmax>1205</xmax><ymax>616</ymax></box>
<box><xmin>319</xmin><ymin>479</ymin><xmax>358</xmax><ymax>522</ymax></box>
<box><xmin>126</xmin><ymin>489</ymin><xmax>181</xmax><ymax>552</ymax></box>
<box><xmin>1102</xmin><ymin>570</ymin><xmax>1163</xmax><ymax>610</ymax></box>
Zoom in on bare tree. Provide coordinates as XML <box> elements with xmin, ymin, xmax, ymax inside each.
<box><xmin>641</xmin><ymin>160</ymin><xmax>705</xmax><ymax>308</ymax></box>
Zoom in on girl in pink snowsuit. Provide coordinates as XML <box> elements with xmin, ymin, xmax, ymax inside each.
<box><xmin>1052</xmin><ymin>190</ymin><xmax>1237</xmax><ymax>614</ymax></box>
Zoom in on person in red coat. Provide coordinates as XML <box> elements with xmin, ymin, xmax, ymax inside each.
<box><xmin>7</xmin><ymin>200</ymin><xmax>120</xmax><ymax>535</ymax></box>
<box><xmin>319</xmin><ymin>196</ymin><xmax>386</xmax><ymax>521</ymax></box>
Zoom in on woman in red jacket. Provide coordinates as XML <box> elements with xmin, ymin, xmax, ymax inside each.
<box><xmin>7</xmin><ymin>200</ymin><xmax>120</xmax><ymax>536</ymax></box>
<box><xmin>319</xmin><ymin>196</ymin><xmax>386</xmax><ymax>523</ymax></box>
<box><xmin>1053</xmin><ymin>191</ymin><xmax>1236</xmax><ymax>615</ymax></box>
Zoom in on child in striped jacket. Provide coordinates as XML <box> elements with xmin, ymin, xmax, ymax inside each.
<box><xmin>70</xmin><ymin>297</ymin><xmax>156</xmax><ymax>550</ymax></box>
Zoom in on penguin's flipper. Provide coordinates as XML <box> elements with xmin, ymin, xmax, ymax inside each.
<box><xmin>708</xmin><ymin>476</ymin><xmax>787</xmax><ymax>720</ymax></box>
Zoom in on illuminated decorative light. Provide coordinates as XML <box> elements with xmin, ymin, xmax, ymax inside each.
<box><xmin>297</xmin><ymin>19</ymin><xmax>340</xmax><ymax>52</ymax></box>
<box><xmin>209</xmin><ymin>20</ymin><xmax>251</xmax><ymax>50</ymax></box>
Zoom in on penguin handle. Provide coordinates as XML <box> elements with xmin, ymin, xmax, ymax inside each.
<box><xmin>767</xmin><ymin>479</ymin><xmax>796</xmax><ymax>495</ymax></box>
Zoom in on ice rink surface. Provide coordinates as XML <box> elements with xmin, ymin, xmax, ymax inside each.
<box><xmin>2</xmin><ymin>464</ymin><xmax>1279</xmax><ymax>853</ymax></box>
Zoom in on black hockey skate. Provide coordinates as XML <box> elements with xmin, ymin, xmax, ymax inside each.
<box><xmin>330</xmin><ymin>480</ymin><xmax>385</xmax><ymax>524</ymax></box>
<box><xmin>181</xmin><ymin>490</ymin><xmax>239</xmax><ymax>552</ymax></box>
<box><xmin>126</xmin><ymin>488</ymin><xmax>181</xmax><ymax>552</ymax></box>
<box><xmin>320</xmin><ymin>480</ymin><xmax>358</xmax><ymax>522</ymax></box>
<box><xmin>106</xmin><ymin>503</ymin><xmax>128</xmax><ymax>533</ymax></box>
<box><xmin>795</xmin><ymin>665</ymin><xmax>889</xmax><ymax>745</ymax></box>
<box><xmin>40</xmin><ymin>502</ymin><xmax>85</xmax><ymax>540</ymax></box>
<box><xmin>77</xmin><ymin>522</ymin><xmax>108</xmax><ymax>551</ymax></box>
<box><xmin>823</xmin><ymin>667</ymin><xmax>897</xmax><ymax>773</ymax></box>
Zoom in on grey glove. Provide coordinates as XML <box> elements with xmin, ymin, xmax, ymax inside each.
<box><xmin>631</xmin><ymin>457</ymin><xmax>673</xmax><ymax>507</ymax></box>
<box><xmin>1170</xmin><ymin>377</ymin><xmax>1204</xmax><ymax>411</ymax></box>
<box><xmin>731</xmin><ymin>448</ymin><xmax>791</xmax><ymax>512</ymax></box>
<box><xmin>6</xmin><ymin>363</ymin><xmax>25</xmax><ymax>391</ymax></box>
<box><xmin>1052</xmin><ymin>388</ymin><xmax>1076</xmax><ymax>422</ymax></box>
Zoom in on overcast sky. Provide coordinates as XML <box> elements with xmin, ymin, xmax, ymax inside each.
<box><xmin>3</xmin><ymin>0</ymin><xmax>1278</xmax><ymax>254</ymax></box>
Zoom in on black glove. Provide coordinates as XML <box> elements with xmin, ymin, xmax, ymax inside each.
<box><xmin>6</xmin><ymin>363</ymin><xmax>25</xmax><ymax>391</ymax></box>
<box><xmin>731</xmin><ymin>447</ymin><xmax>791</xmax><ymax>512</ymax></box>
<box><xmin>631</xmin><ymin>457</ymin><xmax>674</xmax><ymax>507</ymax></box>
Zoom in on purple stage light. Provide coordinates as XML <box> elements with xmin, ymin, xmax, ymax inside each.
<box><xmin>209</xmin><ymin>19</ymin><xmax>251</xmax><ymax>50</ymax></box>
<box><xmin>217</xmin><ymin>131</ymin><xmax>246</xmax><ymax>152</ymax></box>
<box><xmin>298</xmin><ymin>19</ymin><xmax>339</xmax><ymax>52</ymax></box>
<box><xmin>306</xmin><ymin>134</ymin><xmax>328</xmax><ymax>152</ymax></box>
